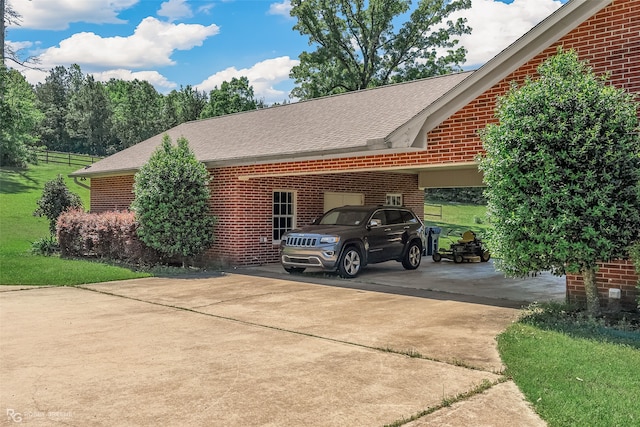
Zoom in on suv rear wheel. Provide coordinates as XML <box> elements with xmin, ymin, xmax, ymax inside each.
<box><xmin>338</xmin><ymin>246</ymin><xmax>361</xmax><ymax>278</ymax></box>
<box><xmin>402</xmin><ymin>241</ymin><xmax>422</xmax><ymax>270</ymax></box>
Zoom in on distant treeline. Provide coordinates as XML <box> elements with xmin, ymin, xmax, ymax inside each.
<box><xmin>424</xmin><ymin>187</ymin><xmax>487</xmax><ymax>205</ymax></box>
<box><xmin>27</xmin><ymin>65</ymin><xmax>272</xmax><ymax>157</ymax></box>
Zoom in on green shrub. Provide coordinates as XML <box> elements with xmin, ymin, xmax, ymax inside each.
<box><xmin>132</xmin><ymin>135</ymin><xmax>215</xmax><ymax>265</ymax></box>
<box><xmin>34</xmin><ymin>175</ymin><xmax>83</xmax><ymax>235</ymax></box>
<box><xmin>30</xmin><ymin>236</ymin><xmax>59</xmax><ymax>256</ymax></box>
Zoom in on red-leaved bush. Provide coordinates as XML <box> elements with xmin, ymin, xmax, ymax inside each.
<box><xmin>57</xmin><ymin>209</ymin><xmax>160</xmax><ymax>263</ymax></box>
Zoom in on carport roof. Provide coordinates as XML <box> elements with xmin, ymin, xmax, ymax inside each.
<box><xmin>72</xmin><ymin>71</ymin><xmax>472</xmax><ymax>178</ymax></box>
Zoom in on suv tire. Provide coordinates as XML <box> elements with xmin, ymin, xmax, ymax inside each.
<box><xmin>338</xmin><ymin>246</ymin><xmax>361</xmax><ymax>278</ymax></box>
<box><xmin>402</xmin><ymin>241</ymin><xmax>422</xmax><ymax>270</ymax></box>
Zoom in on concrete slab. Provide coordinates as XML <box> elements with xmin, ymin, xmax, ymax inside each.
<box><xmin>407</xmin><ymin>381</ymin><xmax>545</xmax><ymax>427</ymax></box>
<box><xmin>87</xmin><ymin>274</ymin><xmax>519</xmax><ymax>371</ymax></box>
<box><xmin>239</xmin><ymin>259</ymin><xmax>566</xmax><ymax>306</ymax></box>
<box><xmin>0</xmin><ymin>275</ymin><xmax>536</xmax><ymax>426</ymax></box>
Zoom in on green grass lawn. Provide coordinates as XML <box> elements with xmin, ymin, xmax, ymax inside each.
<box><xmin>499</xmin><ymin>321</ymin><xmax>639</xmax><ymax>426</ymax></box>
<box><xmin>0</xmin><ymin>162</ymin><xmax>150</xmax><ymax>285</ymax></box>
<box><xmin>424</xmin><ymin>201</ymin><xmax>490</xmax><ymax>249</ymax></box>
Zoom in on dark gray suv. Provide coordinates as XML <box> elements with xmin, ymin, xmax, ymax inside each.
<box><xmin>280</xmin><ymin>205</ymin><xmax>426</xmax><ymax>278</ymax></box>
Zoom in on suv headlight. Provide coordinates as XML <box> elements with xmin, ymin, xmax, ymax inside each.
<box><xmin>320</xmin><ymin>236</ymin><xmax>340</xmax><ymax>244</ymax></box>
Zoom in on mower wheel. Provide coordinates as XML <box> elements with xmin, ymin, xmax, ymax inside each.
<box><xmin>480</xmin><ymin>251</ymin><xmax>491</xmax><ymax>262</ymax></box>
<box><xmin>432</xmin><ymin>252</ymin><xmax>442</xmax><ymax>262</ymax></box>
<box><xmin>454</xmin><ymin>254</ymin><xmax>464</xmax><ymax>263</ymax></box>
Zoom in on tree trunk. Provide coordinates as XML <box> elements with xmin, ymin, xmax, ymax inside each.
<box><xmin>582</xmin><ymin>267</ymin><xmax>600</xmax><ymax>315</ymax></box>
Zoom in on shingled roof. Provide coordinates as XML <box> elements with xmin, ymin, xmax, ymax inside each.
<box><xmin>72</xmin><ymin>71</ymin><xmax>472</xmax><ymax>177</ymax></box>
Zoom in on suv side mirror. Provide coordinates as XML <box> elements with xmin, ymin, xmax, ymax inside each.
<box><xmin>368</xmin><ymin>219</ymin><xmax>381</xmax><ymax>228</ymax></box>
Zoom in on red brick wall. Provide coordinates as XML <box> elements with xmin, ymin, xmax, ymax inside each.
<box><xmin>206</xmin><ymin>170</ymin><xmax>423</xmax><ymax>265</ymax></box>
<box><xmin>90</xmin><ymin>175</ymin><xmax>135</xmax><ymax>212</ymax></box>
<box><xmin>90</xmin><ymin>171</ymin><xmax>423</xmax><ymax>266</ymax></box>
<box><xmin>567</xmin><ymin>260</ymin><xmax>639</xmax><ymax>310</ymax></box>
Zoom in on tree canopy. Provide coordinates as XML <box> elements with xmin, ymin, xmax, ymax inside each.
<box><xmin>479</xmin><ymin>49</ymin><xmax>640</xmax><ymax>314</ymax></box>
<box><xmin>289</xmin><ymin>0</ymin><xmax>471</xmax><ymax>99</ymax></box>
<box><xmin>0</xmin><ymin>65</ymin><xmax>43</xmax><ymax>166</ymax></box>
<box><xmin>200</xmin><ymin>76</ymin><xmax>263</xmax><ymax>119</ymax></box>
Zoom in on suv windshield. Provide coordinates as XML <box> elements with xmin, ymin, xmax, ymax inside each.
<box><xmin>318</xmin><ymin>208</ymin><xmax>369</xmax><ymax>226</ymax></box>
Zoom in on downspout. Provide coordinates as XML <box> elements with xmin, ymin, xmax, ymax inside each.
<box><xmin>72</xmin><ymin>176</ymin><xmax>91</xmax><ymax>191</ymax></box>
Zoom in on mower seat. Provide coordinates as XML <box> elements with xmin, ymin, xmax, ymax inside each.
<box><xmin>458</xmin><ymin>230</ymin><xmax>475</xmax><ymax>243</ymax></box>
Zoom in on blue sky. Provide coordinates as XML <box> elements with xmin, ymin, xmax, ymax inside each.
<box><xmin>8</xmin><ymin>0</ymin><xmax>567</xmax><ymax>104</ymax></box>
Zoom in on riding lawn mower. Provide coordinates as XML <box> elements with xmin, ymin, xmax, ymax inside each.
<box><xmin>432</xmin><ymin>230</ymin><xmax>491</xmax><ymax>263</ymax></box>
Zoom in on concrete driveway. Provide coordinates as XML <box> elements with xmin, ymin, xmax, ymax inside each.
<box><xmin>0</xmin><ymin>273</ymin><xmax>545</xmax><ymax>426</ymax></box>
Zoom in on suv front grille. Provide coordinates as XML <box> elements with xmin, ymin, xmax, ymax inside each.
<box><xmin>285</xmin><ymin>236</ymin><xmax>318</xmax><ymax>247</ymax></box>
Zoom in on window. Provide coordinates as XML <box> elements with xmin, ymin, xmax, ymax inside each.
<box><xmin>273</xmin><ymin>191</ymin><xmax>295</xmax><ymax>241</ymax></box>
<box><xmin>386</xmin><ymin>193</ymin><xmax>403</xmax><ymax>206</ymax></box>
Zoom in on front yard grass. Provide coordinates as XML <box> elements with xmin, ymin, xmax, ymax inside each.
<box><xmin>0</xmin><ymin>164</ymin><xmax>150</xmax><ymax>286</ymax></box>
<box><xmin>499</xmin><ymin>317</ymin><xmax>639</xmax><ymax>426</ymax></box>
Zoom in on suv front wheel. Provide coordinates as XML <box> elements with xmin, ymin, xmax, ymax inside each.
<box><xmin>402</xmin><ymin>241</ymin><xmax>422</xmax><ymax>270</ymax></box>
<box><xmin>338</xmin><ymin>246</ymin><xmax>362</xmax><ymax>278</ymax></box>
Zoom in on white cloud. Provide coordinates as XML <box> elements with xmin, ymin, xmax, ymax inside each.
<box><xmin>158</xmin><ymin>0</ymin><xmax>193</xmax><ymax>22</ymax></box>
<box><xmin>91</xmin><ymin>69</ymin><xmax>178</xmax><ymax>91</ymax></box>
<box><xmin>6</xmin><ymin>40</ymin><xmax>33</xmax><ymax>52</ymax></box>
<box><xmin>452</xmin><ymin>0</ymin><xmax>565</xmax><ymax>67</ymax></box>
<box><xmin>197</xmin><ymin>56</ymin><xmax>299</xmax><ymax>103</ymax></box>
<box><xmin>9</xmin><ymin>0</ymin><xmax>139</xmax><ymax>31</ymax></box>
<box><xmin>268</xmin><ymin>1</ymin><xmax>292</xmax><ymax>18</ymax></box>
<box><xmin>33</xmin><ymin>17</ymin><xmax>220</xmax><ymax>70</ymax></box>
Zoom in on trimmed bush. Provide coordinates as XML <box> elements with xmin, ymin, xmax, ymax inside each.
<box><xmin>34</xmin><ymin>175</ymin><xmax>83</xmax><ymax>235</ymax></box>
<box><xmin>57</xmin><ymin>209</ymin><xmax>159</xmax><ymax>263</ymax></box>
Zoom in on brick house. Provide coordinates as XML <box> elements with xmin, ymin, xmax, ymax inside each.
<box><xmin>73</xmin><ymin>0</ymin><xmax>639</xmax><ymax>307</ymax></box>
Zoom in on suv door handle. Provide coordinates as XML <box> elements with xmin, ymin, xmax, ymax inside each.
<box><xmin>403</xmin><ymin>226</ymin><xmax>410</xmax><ymax>229</ymax></box>
<box><xmin>384</xmin><ymin>228</ymin><xmax>391</xmax><ymax>232</ymax></box>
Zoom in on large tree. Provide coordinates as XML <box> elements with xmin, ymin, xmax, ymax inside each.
<box><xmin>199</xmin><ymin>76</ymin><xmax>262</xmax><ymax>119</ymax></box>
<box><xmin>289</xmin><ymin>0</ymin><xmax>471</xmax><ymax>99</ymax></box>
<box><xmin>105</xmin><ymin>78</ymin><xmax>164</xmax><ymax>151</ymax></box>
<box><xmin>479</xmin><ymin>49</ymin><xmax>640</xmax><ymax>314</ymax></box>
<box><xmin>0</xmin><ymin>66</ymin><xmax>43</xmax><ymax>166</ymax></box>
<box><xmin>65</xmin><ymin>74</ymin><xmax>113</xmax><ymax>155</ymax></box>
<box><xmin>35</xmin><ymin>66</ymin><xmax>73</xmax><ymax>151</ymax></box>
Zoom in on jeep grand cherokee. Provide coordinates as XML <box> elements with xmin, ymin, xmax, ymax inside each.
<box><xmin>280</xmin><ymin>205</ymin><xmax>426</xmax><ymax>278</ymax></box>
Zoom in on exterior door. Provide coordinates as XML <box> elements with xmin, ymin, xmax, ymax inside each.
<box><xmin>323</xmin><ymin>192</ymin><xmax>364</xmax><ymax>212</ymax></box>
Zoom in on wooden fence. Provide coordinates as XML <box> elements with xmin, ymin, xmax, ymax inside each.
<box><xmin>35</xmin><ymin>150</ymin><xmax>103</xmax><ymax>168</ymax></box>
<box><xmin>424</xmin><ymin>203</ymin><xmax>443</xmax><ymax>218</ymax></box>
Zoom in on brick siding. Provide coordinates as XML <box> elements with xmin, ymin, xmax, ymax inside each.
<box><xmin>567</xmin><ymin>260</ymin><xmax>639</xmax><ymax>310</ymax></box>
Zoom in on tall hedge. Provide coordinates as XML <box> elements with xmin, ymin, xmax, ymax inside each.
<box><xmin>132</xmin><ymin>135</ymin><xmax>215</xmax><ymax>265</ymax></box>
